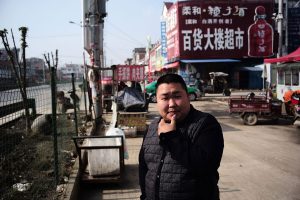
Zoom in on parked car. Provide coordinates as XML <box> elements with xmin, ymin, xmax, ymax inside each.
<box><xmin>145</xmin><ymin>81</ymin><xmax>201</xmax><ymax>103</ymax></box>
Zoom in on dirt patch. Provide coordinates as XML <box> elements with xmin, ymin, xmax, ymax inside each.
<box><xmin>0</xmin><ymin>114</ymin><xmax>87</xmax><ymax>200</ymax></box>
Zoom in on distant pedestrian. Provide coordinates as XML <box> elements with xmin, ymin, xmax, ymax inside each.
<box><xmin>56</xmin><ymin>91</ymin><xmax>73</xmax><ymax>113</ymax></box>
<box><xmin>283</xmin><ymin>87</ymin><xmax>294</xmax><ymax>103</ymax></box>
<box><xmin>283</xmin><ymin>88</ymin><xmax>300</xmax><ymax>115</ymax></box>
<box><xmin>195</xmin><ymin>78</ymin><xmax>203</xmax><ymax>92</ymax></box>
<box><xmin>139</xmin><ymin>73</ymin><xmax>224</xmax><ymax>200</ymax></box>
<box><xmin>69</xmin><ymin>90</ymin><xmax>80</xmax><ymax>111</ymax></box>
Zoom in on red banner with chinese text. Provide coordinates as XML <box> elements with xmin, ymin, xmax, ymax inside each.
<box><xmin>116</xmin><ymin>65</ymin><xmax>145</xmax><ymax>81</ymax></box>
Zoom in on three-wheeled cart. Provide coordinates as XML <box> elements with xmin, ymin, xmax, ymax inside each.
<box><xmin>228</xmin><ymin>93</ymin><xmax>296</xmax><ymax>125</ymax></box>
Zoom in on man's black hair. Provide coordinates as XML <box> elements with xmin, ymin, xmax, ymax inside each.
<box><xmin>156</xmin><ymin>73</ymin><xmax>188</xmax><ymax>93</ymax></box>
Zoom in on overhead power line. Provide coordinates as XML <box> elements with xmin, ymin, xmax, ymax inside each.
<box><xmin>106</xmin><ymin>22</ymin><xmax>145</xmax><ymax>46</ymax></box>
<box><xmin>28</xmin><ymin>34</ymin><xmax>81</xmax><ymax>39</ymax></box>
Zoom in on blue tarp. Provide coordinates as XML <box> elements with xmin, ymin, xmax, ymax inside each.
<box><xmin>238</xmin><ymin>67</ymin><xmax>263</xmax><ymax>71</ymax></box>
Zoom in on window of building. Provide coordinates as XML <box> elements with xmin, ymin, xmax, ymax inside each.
<box><xmin>292</xmin><ymin>70</ymin><xmax>299</xmax><ymax>86</ymax></box>
<box><xmin>284</xmin><ymin>70</ymin><xmax>291</xmax><ymax>85</ymax></box>
<box><xmin>278</xmin><ymin>70</ymin><xmax>284</xmax><ymax>85</ymax></box>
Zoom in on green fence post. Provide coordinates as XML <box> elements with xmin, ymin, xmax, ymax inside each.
<box><xmin>50</xmin><ymin>67</ymin><xmax>59</xmax><ymax>186</ymax></box>
<box><xmin>72</xmin><ymin>73</ymin><xmax>78</xmax><ymax>136</ymax></box>
<box><xmin>83</xmin><ymin>75</ymin><xmax>88</xmax><ymax>119</ymax></box>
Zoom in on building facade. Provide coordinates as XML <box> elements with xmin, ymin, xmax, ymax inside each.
<box><xmin>26</xmin><ymin>57</ymin><xmax>47</xmax><ymax>84</ymax></box>
<box><xmin>0</xmin><ymin>49</ymin><xmax>47</xmax><ymax>90</ymax></box>
<box><xmin>132</xmin><ymin>48</ymin><xmax>146</xmax><ymax>65</ymax></box>
<box><xmin>58</xmin><ymin>64</ymin><xmax>84</xmax><ymax>81</ymax></box>
<box><xmin>148</xmin><ymin>0</ymin><xmax>277</xmax><ymax>89</ymax></box>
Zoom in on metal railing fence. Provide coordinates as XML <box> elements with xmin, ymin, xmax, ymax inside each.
<box><xmin>0</xmin><ymin>72</ymin><xmax>87</xmax><ymax>199</ymax></box>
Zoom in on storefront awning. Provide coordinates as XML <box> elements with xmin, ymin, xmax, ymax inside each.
<box><xmin>163</xmin><ymin>61</ymin><xmax>180</xmax><ymax>69</ymax></box>
<box><xmin>264</xmin><ymin>47</ymin><xmax>300</xmax><ymax>64</ymax></box>
<box><xmin>180</xmin><ymin>59</ymin><xmax>241</xmax><ymax>63</ymax></box>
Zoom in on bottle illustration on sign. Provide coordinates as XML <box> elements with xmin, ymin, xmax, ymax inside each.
<box><xmin>248</xmin><ymin>6</ymin><xmax>274</xmax><ymax>57</ymax></box>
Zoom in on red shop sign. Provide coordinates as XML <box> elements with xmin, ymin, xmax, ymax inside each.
<box><xmin>116</xmin><ymin>65</ymin><xmax>145</xmax><ymax>81</ymax></box>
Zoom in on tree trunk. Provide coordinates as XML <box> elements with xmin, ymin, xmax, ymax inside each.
<box><xmin>0</xmin><ymin>28</ymin><xmax>32</xmax><ymax>134</ymax></box>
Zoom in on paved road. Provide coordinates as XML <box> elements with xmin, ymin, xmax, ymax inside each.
<box><xmin>201</xmin><ymin>100</ymin><xmax>300</xmax><ymax>200</ymax></box>
<box><xmin>77</xmin><ymin>100</ymin><xmax>300</xmax><ymax>200</ymax></box>
<box><xmin>0</xmin><ymin>83</ymin><xmax>84</xmax><ymax>125</ymax></box>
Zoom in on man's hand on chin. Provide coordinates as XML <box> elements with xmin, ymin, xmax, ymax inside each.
<box><xmin>158</xmin><ymin>115</ymin><xmax>176</xmax><ymax>136</ymax></box>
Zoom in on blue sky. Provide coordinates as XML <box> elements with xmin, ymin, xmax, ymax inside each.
<box><xmin>0</xmin><ymin>0</ymin><xmax>174</xmax><ymax>66</ymax></box>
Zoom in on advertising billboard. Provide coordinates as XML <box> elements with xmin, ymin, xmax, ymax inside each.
<box><xmin>161</xmin><ymin>21</ymin><xmax>168</xmax><ymax>58</ymax></box>
<box><xmin>166</xmin><ymin>3</ymin><xmax>180</xmax><ymax>62</ymax></box>
<box><xmin>166</xmin><ymin>0</ymin><xmax>275</xmax><ymax>61</ymax></box>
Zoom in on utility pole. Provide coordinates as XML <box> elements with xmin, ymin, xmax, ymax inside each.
<box><xmin>277</xmin><ymin>0</ymin><xmax>284</xmax><ymax>57</ymax></box>
<box><xmin>82</xmin><ymin>0</ymin><xmax>107</xmax><ymax>127</ymax></box>
<box><xmin>90</xmin><ymin>10</ymin><xmax>102</xmax><ymax>119</ymax></box>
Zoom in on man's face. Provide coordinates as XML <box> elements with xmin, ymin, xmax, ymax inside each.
<box><xmin>156</xmin><ymin>82</ymin><xmax>190</xmax><ymax>123</ymax></box>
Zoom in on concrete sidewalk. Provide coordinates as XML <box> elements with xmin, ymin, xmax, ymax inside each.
<box><xmin>66</xmin><ymin>91</ymin><xmax>274</xmax><ymax>200</ymax></box>
<box><xmin>66</xmin><ymin>100</ymin><xmax>228</xmax><ymax>200</ymax></box>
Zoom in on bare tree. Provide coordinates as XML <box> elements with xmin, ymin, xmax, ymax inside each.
<box><xmin>44</xmin><ymin>50</ymin><xmax>58</xmax><ymax>112</ymax></box>
<box><xmin>0</xmin><ymin>27</ymin><xmax>31</xmax><ymax>133</ymax></box>
<box><xmin>43</xmin><ymin>50</ymin><xmax>58</xmax><ymax>71</ymax></box>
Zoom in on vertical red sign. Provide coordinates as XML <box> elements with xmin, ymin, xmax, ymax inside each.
<box><xmin>166</xmin><ymin>3</ymin><xmax>180</xmax><ymax>62</ymax></box>
<box><xmin>248</xmin><ymin>6</ymin><xmax>274</xmax><ymax>57</ymax></box>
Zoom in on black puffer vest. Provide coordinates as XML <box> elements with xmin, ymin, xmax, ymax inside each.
<box><xmin>140</xmin><ymin>107</ymin><xmax>223</xmax><ymax>200</ymax></box>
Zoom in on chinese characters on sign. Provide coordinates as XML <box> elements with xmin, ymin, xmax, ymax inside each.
<box><xmin>180</xmin><ymin>4</ymin><xmax>248</xmax><ymax>53</ymax></box>
<box><xmin>116</xmin><ymin>65</ymin><xmax>145</xmax><ymax>81</ymax></box>
<box><xmin>161</xmin><ymin>21</ymin><xmax>168</xmax><ymax>57</ymax></box>
<box><xmin>182</xmin><ymin>5</ymin><xmax>248</xmax><ymax>17</ymax></box>
<box><xmin>181</xmin><ymin>27</ymin><xmax>244</xmax><ymax>51</ymax></box>
<box><xmin>166</xmin><ymin>6</ymin><xmax>178</xmax><ymax>32</ymax></box>
<box><xmin>166</xmin><ymin>5</ymin><xmax>180</xmax><ymax>62</ymax></box>
<box><xmin>165</xmin><ymin>1</ymin><xmax>275</xmax><ymax>60</ymax></box>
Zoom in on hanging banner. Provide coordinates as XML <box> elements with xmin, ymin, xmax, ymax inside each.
<box><xmin>116</xmin><ymin>65</ymin><xmax>145</xmax><ymax>81</ymax></box>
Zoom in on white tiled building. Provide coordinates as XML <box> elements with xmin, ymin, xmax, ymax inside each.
<box><xmin>59</xmin><ymin>64</ymin><xmax>84</xmax><ymax>81</ymax></box>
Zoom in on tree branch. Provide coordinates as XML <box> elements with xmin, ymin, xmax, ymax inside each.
<box><xmin>11</xmin><ymin>28</ymin><xmax>21</xmax><ymax>68</ymax></box>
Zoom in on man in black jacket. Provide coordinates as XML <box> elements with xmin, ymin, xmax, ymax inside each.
<box><xmin>139</xmin><ymin>73</ymin><xmax>224</xmax><ymax>200</ymax></box>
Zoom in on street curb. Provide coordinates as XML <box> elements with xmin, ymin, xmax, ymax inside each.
<box><xmin>211</xmin><ymin>99</ymin><xmax>229</xmax><ymax>106</ymax></box>
<box><xmin>199</xmin><ymin>96</ymin><xmax>230</xmax><ymax>105</ymax></box>
<box><xmin>63</xmin><ymin>158</ymin><xmax>80</xmax><ymax>200</ymax></box>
